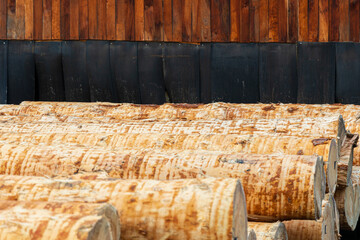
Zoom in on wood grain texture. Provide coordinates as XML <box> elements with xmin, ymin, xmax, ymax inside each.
<box><xmin>79</xmin><ymin>0</ymin><xmax>89</xmax><ymax>39</ymax></box>
<box><xmin>51</xmin><ymin>0</ymin><xmax>61</xmax><ymax>39</ymax></box>
<box><xmin>240</xmin><ymin>0</ymin><xmax>250</xmax><ymax>42</ymax></box>
<box><xmin>134</xmin><ymin>0</ymin><xmax>145</xmax><ymax>40</ymax></box>
<box><xmin>88</xmin><ymin>0</ymin><xmax>97</xmax><ymax>39</ymax></box>
<box><xmin>0</xmin><ymin>0</ymin><xmax>6</xmax><ymax>39</ymax></box>
<box><xmin>106</xmin><ymin>0</ymin><xmax>115</xmax><ymax>40</ymax></box>
<box><xmin>329</xmin><ymin>0</ymin><xmax>340</xmax><ymax>41</ymax></box>
<box><xmin>97</xmin><ymin>0</ymin><xmax>106</xmax><ymax>39</ymax></box>
<box><xmin>163</xmin><ymin>0</ymin><xmax>172</xmax><ymax>41</ymax></box>
<box><xmin>278</xmin><ymin>0</ymin><xmax>287</xmax><ymax>42</ymax></box>
<box><xmin>319</xmin><ymin>0</ymin><xmax>329</xmax><ymax>42</ymax></box>
<box><xmin>298</xmin><ymin>0</ymin><xmax>308</xmax><ymax>41</ymax></box>
<box><xmin>182</xmin><ymin>0</ymin><xmax>191</xmax><ymax>41</ymax></box>
<box><xmin>308</xmin><ymin>0</ymin><xmax>319</xmax><ymax>41</ymax></box>
<box><xmin>339</xmin><ymin>0</ymin><xmax>350</xmax><ymax>41</ymax></box>
<box><xmin>211</xmin><ymin>0</ymin><xmax>230</xmax><ymax>42</ymax></box>
<box><xmin>125</xmin><ymin>0</ymin><xmax>135</xmax><ymax>40</ymax></box>
<box><xmin>259</xmin><ymin>0</ymin><xmax>268</xmax><ymax>41</ymax></box>
<box><xmin>230</xmin><ymin>0</ymin><xmax>240</xmax><ymax>41</ymax></box>
<box><xmin>6</xmin><ymin>0</ymin><xmax>16</xmax><ymax>39</ymax></box>
<box><xmin>60</xmin><ymin>0</ymin><xmax>70</xmax><ymax>39</ymax></box>
<box><xmin>250</xmin><ymin>0</ymin><xmax>260</xmax><ymax>42</ymax></box>
<box><xmin>42</xmin><ymin>0</ymin><xmax>51</xmax><ymax>39</ymax></box>
<box><xmin>350</xmin><ymin>0</ymin><xmax>360</xmax><ymax>42</ymax></box>
<box><xmin>172</xmin><ymin>0</ymin><xmax>182</xmax><ymax>41</ymax></box>
<box><xmin>70</xmin><ymin>0</ymin><xmax>79</xmax><ymax>39</ymax></box>
<box><xmin>288</xmin><ymin>0</ymin><xmax>298</xmax><ymax>42</ymax></box>
<box><xmin>15</xmin><ymin>0</ymin><xmax>25</xmax><ymax>39</ymax></box>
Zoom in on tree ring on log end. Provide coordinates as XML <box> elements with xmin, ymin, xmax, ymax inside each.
<box><xmin>327</xmin><ymin>139</ymin><xmax>338</xmax><ymax>194</ymax></box>
<box><xmin>315</xmin><ymin>156</ymin><xmax>326</xmax><ymax>220</ymax></box>
<box><xmin>233</xmin><ymin>180</ymin><xmax>248</xmax><ymax>240</ymax></box>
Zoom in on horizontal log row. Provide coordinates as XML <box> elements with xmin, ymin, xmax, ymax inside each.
<box><xmin>0</xmin><ymin>201</ymin><xmax>120</xmax><ymax>240</ymax></box>
<box><xmin>0</xmin><ymin>143</ymin><xmax>326</xmax><ymax>221</ymax></box>
<box><xmin>0</xmin><ymin>176</ymin><xmax>247</xmax><ymax>240</ymax></box>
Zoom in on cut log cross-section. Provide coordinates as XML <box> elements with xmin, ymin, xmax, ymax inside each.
<box><xmin>248</xmin><ymin>221</ymin><xmax>288</xmax><ymax>240</ymax></box>
<box><xmin>0</xmin><ymin>176</ymin><xmax>248</xmax><ymax>240</ymax></box>
<box><xmin>0</xmin><ymin>201</ymin><xmax>120</xmax><ymax>240</ymax></box>
<box><xmin>0</xmin><ymin>143</ymin><xmax>326</xmax><ymax>221</ymax></box>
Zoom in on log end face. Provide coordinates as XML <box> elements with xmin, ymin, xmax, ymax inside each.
<box><xmin>322</xmin><ymin>203</ymin><xmax>336</xmax><ymax>240</ymax></box>
<box><xmin>233</xmin><ymin>180</ymin><xmax>248</xmax><ymax>240</ymax></box>
<box><xmin>344</xmin><ymin>184</ymin><xmax>358</xmax><ymax>231</ymax></box>
<box><xmin>94</xmin><ymin>203</ymin><xmax>121</xmax><ymax>240</ymax></box>
<box><xmin>247</xmin><ymin>229</ymin><xmax>257</xmax><ymax>240</ymax></box>
<box><xmin>327</xmin><ymin>139</ymin><xmax>338</xmax><ymax>195</ymax></box>
<box><xmin>315</xmin><ymin>156</ymin><xmax>326</xmax><ymax>220</ymax></box>
<box><xmin>274</xmin><ymin>222</ymin><xmax>288</xmax><ymax>240</ymax></box>
<box><xmin>87</xmin><ymin>216</ymin><xmax>114</xmax><ymax>240</ymax></box>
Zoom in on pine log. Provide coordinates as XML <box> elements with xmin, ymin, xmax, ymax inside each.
<box><xmin>248</xmin><ymin>221</ymin><xmax>288</xmax><ymax>240</ymax></box>
<box><xmin>283</xmin><ymin>199</ymin><xmax>338</xmax><ymax>240</ymax></box>
<box><xmin>0</xmin><ymin>176</ymin><xmax>247</xmax><ymax>240</ymax></box>
<box><xmin>0</xmin><ymin>201</ymin><xmax>119</xmax><ymax>240</ymax></box>
<box><xmin>334</xmin><ymin>180</ymin><xmax>360</xmax><ymax>231</ymax></box>
<box><xmin>0</xmin><ymin>143</ymin><xmax>326</xmax><ymax>221</ymax></box>
<box><xmin>0</xmin><ymin>131</ymin><xmax>342</xmax><ymax>191</ymax></box>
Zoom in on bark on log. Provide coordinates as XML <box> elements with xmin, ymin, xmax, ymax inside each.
<box><xmin>0</xmin><ymin>143</ymin><xmax>326</xmax><ymax>221</ymax></box>
<box><xmin>283</xmin><ymin>200</ymin><xmax>338</xmax><ymax>240</ymax></box>
<box><xmin>0</xmin><ymin>176</ymin><xmax>248</xmax><ymax>240</ymax></box>
<box><xmin>0</xmin><ymin>131</ymin><xmax>341</xmax><ymax>192</ymax></box>
<box><xmin>0</xmin><ymin>201</ymin><xmax>119</xmax><ymax>240</ymax></box>
<box><xmin>248</xmin><ymin>221</ymin><xmax>288</xmax><ymax>240</ymax></box>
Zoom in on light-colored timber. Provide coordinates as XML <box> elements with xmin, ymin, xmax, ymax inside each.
<box><xmin>248</xmin><ymin>229</ymin><xmax>257</xmax><ymax>240</ymax></box>
<box><xmin>0</xmin><ymin>201</ymin><xmax>119</xmax><ymax>240</ymax></box>
<box><xmin>248</xmin><ymin>221</ymin><xmax>288</xmax><ymax>240</ymax></box>
<box><xmin>0</xmin><ymin>131</ymin><xmax>341</xmax><ymax>192</ymax></box>
<box><xmin>0</xmin><ymin>176</ymin><xmax>247</xmax><ymax>240</ymax></box>
<box><xmin>0</xmin><ymin>144</ymin><xmax>326</xmax><ymax>221</ymax></box>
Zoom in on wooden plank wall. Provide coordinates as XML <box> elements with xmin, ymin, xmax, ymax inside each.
<box><xmin>0</xmin><ymin>0</ymin><xmax>358</xmax><ymax>42</ymax></box>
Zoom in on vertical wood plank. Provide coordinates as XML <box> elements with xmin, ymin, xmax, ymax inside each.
<box><xmin>125</xmin><ymin>0</ymin><xmax>135</xmax><ymax>40</ymax></box>
<box><xmin>7</xmin><ymin>0</ymin><xmax>16</xmax><ymax>39</ymax></box>
<box><xmin>191</xmin><ymin>0</ymin><xmax>199</xmax><ymax>41</ymax></box>
<box><xmin>259</xmin><ymin>0</ymin><xmax>268</xmax><ymax>41</ymax></box>
<box><xmin>182</xmin><ymin>0</ymin><xmax>191</xmax><ymax>41</ymax></box>
<box><xmin>308</xmin><ymin>0</ymin><xmax>319</xmax><ymax>41</ymax></box>
<box><xmin>250</xmin><ymin>0</ymin><xmax>260</xmax><ymax>42</ymax></box>
<box><xmin>329</xmin><ymin>0</ymin><xmax>339</xmax><ymax>41</ymax></box>
<box><xmin>70</xmin><ymin>0</ymin><xmax>79</xmax><ymax>39</ymax></box>
<box><xmin>88</xmin><ymin>0</ymin><xmax>97</xmax><ymax>39</ymax></box>
<box><xmin>240</xmin><ymin>0</ymin><xmax>250</xmax><ymax>42</ymax></box>
<box><xmin>135</xmin><ymin>0</ymin><xmax>144</xmax><ymax>40</ymax></box>
<box><xmin>79</xmin><ymin>0</ymin><xmax>89</xmax><ymax>39</ymax></box>
<box><xmin>42</xmin><ymin>0</ymin><xmax>52</xmax><ymax>39</ymax></box>
<box><xmin>144</xmin><ymin>0</ymin><xmax>154</xmax><ymax>40</ymax></box>
<box><xmin>319</xmin><ymin>0</ymin><xmax>329</xmax><ymax>42</ymax></box>
<box><xmin>33</xmin><ymin>0</ymin><xmax>43</xmax><ymax>39</ymax></box>
<box><xmin>116</xmin><ymin>0</ymin><xmax>125</xmax><ymax>40</ymax></box>
<box><xmin>172</xmin><ymin>0</ymin><xmax>182</xmax><ymax>41</ymax></box>
<box><xmin>288</xmin><ymin>0</ymin><xmax>298</xmax><ymax>42</ymax></box>
<box><xmin>200</xmin><ymin>0</ymin><xmax>211</xmax><ymax>42</ymax></box>
<box><xmin>24</xmin><ymin>0</ymin><xmax>33</xmax><ymax>39</ymax></box>
<box><xmin>97</xmin><ymin>0</ymin><xmax>106</xmax><ymax>39</ymax></box>
<box><xmin>350</xmin><ymin>0</ymin><xmax>359</xmax><ymax>42</ymax></box>
<box><xmin>51</xmin><ymin>0</ymin><xmax>60</xmax><ymax>39</ymax></box>
<box><xmin>278</xmin><ymin>0</ymin><xmax>287</xmax><ymax>42</ymax></box>
<box><xmin>163</xmin><ymin>0</ymin><xmax>172</xmax><ymax>41</ymax></box>
<box><xmin>268</xmin><ymin>0</ymin><xmax>279</xmax><ymax>41</ymax></box>
<box><xmin>106</xmin><ymin>0</ymin><xmax>116</xmax><ymax>40</ymax></box>
<box><xmin>0</xmin><ymin>0</ymin><xmax>6</xmax><ymax>39</ymax></box>
<box><xmin>61</xmin><ymin>0</ymin><xmax>70</xmax><ymax>39</ymax></box>
<box><xmin>211</xmin><ymin>0</ymin><xmax>230</xmax><ymax>42</ymax></box>
<box><xmin>230</xmin><ymin>0</ymin><xmax>240</xmax><ymax>42</ymax></box>
<box><xmin>15</xmin><ymin>0</ymin><xmax>25</xmax><ymax>39</ymax></box>
<box><xmin>339</xmin><ymin>0</ymin><xmax>350</xmax><ymax>41</ymax></box>
<box><xmin>298</xmin><ymin>0</ymin><xmax>308</xmax><ymax>41</ymax></box>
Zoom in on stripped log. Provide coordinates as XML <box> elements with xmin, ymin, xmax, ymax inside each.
<box><xmin>0</xmin><ymin>143</ymin><xmax>326</xmax><ymax>221</ymax></box>
<box><xmin>13</xmin><ymin>101</ymin><xmax>360</xmax><ymax>120</ymax></box>
<box><xmin>0</xmin><ymin>176</ymin><xmax>248</xmax><ymax>240</ymax></box>
<box><xmin>283</xmin><ymin>198</ymin><xmax>338</xmax><ymax>240</ymax></box>
<box><xmin>334</xmin><ymin>180</ymin><xmax>360</xmax><ymax>231</ymax></box>
<box><xmin>0</xmin><ymin>201</ymin><xmax>119</xmax><ymax>240</ymax></box>
<box><xmin>0</xmin><ymin>131</ymin><xmax>341</xmax><ymax>192</ymax></box>
<box><xmin>248</xmin><ymin>221</ymin><xmax>288</xmax><ymax>240</ymax></box>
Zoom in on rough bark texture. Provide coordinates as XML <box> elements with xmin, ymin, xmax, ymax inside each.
<box><xmin>334</xmin><ymin>181</ymin><xmax>360</xmax><ymax>231</ymax></box>
<box><xmin>0</xmin><ymin>176</ymin><xmax>248</xmax><ymax>240</ymax></box>
<box><xmin>0</xmin><ymin>143</ymin><xmax>325</xmax><ymax>221</ymax></box>
<box><xmin>248</xmin><ymin>221</ymin><xmax>288</xmax><ymax>240</ymax></box>
<box><xmin>0</xmin><ymin>201</ymin><xmax>118</xmax><ymax>240</ymax></box>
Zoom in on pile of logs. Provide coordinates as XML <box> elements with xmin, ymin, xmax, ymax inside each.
<box><xmin>0</xmin><ymin>101</ymin><xmax>360</xmax><ymax>239</ymax></box>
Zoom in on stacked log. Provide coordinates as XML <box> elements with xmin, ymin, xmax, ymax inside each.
<box><xmin>0</xmin><ymin>175</ymin><xmax>247</xmax><ymax>240</ymax></box>
<box><xmin>0</xmin><ymin>143</ymin><xmax>326</xmax><ymax>221</ymax></box>
<box><xmin>0</xmin><ymin>201</ymin><xmax>120</xmax><ymax>240</ymax></box>
<box><xmin>248</xmin><ymin>221</ymin><xmax>288</xmax><ymax>240</ymax></box>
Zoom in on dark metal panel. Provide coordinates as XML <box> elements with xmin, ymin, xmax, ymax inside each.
<box><xmin>335</xmin><ymin>43</ymin><xmax>360</xmax><ymax>104</ymax></box>
<box><xmin>259</xmin><ymin>43</ymin><xmax>297</xmax><ymax>103</ymax></box>
<box><xmin>138</xmin><ymin>42</ymin><xmax>166</xmax><ymax>104</ymax></box>
<box><xmin>0</xmin><ymin>41</ymin><xmax>7</xmax><ymax>104</ymax></box>
<box><xmin>62</xmin><ymin>41</ymin><xmax>90</xmax><ymax>102</ymax></box>
<box><xmin>297</xmin><ymin>42</ymin><xmax>336</xmax><ymax>104</ymax></box>
<box><xmin>34</xmin><ymin>42</ymin><xmax>65</xmax><ymax>101</ymax></box>
<box><xmin>199</xmin><ymin>43</ymin><xmax>212</xmax><ymax>103</ymax></box>
<box><xmin>210</xmin><ymin>43</ymin><xmax>259</xmax><ymax>103</ymax></box>
<box><xmin>8</xmin><ymin>41</ymin><xmax>35</xmax><ymax>104</ymax></box>
<box><xmin>110</xmin><ymin>41</ymin><xmax>141</xmax><ymax>104</ymax></box>
<box><xmin>86</xmin><ymin>41</ymin><xmax>118</xmax><ymax>102</ymax></box>
<box><xmin>164</xmin><ymin>43</ymin><xmax>201</xmax><ymax>103</ymax></box>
